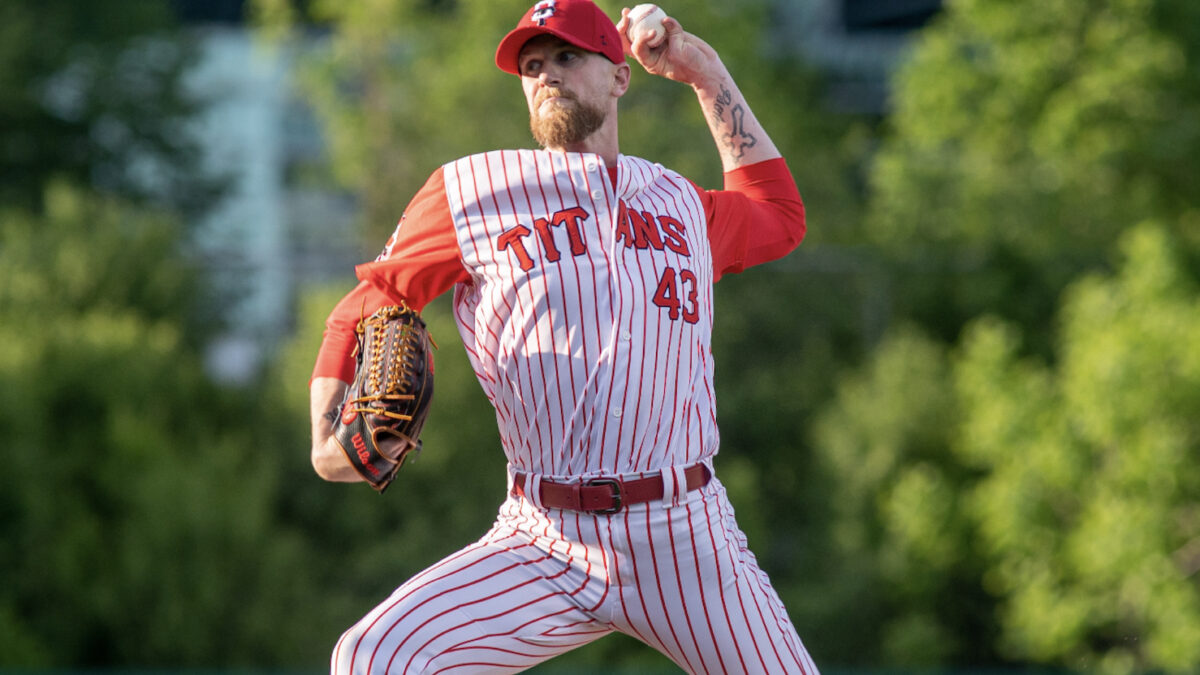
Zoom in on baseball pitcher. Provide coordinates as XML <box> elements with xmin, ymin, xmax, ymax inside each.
<box><xmin>308</xmin><ymin>1</ymin><xmax>820</xmax><ymax>672</ymax></box>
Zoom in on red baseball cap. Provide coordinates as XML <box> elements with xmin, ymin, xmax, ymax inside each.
<box><xmin>495</xmin><ymin>0</ymin><xmax>624</xmax><ymax>75</ymax></box>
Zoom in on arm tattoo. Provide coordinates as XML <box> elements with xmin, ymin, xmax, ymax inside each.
<box><xmin>709</xmin><ymin>84</ymin><xmax>757</xmax><ymax>161</ymax></box>
<box><xmin>723</xmin><ymin>105</ymin><xmax>758</xmax><ymax>160</ymax></box>
<box><xmin>711</xmin><ymin>84</ymin><xmax>733</xmax><ymax>124</ymax></box>
<box><xmin>323</xmin><ymin>407</ymin><xmax>340</xmax><ymax>425</ymax></box>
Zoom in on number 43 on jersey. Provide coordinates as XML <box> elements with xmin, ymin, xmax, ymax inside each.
<box><xmin>653</xmin><ymin>266</ymin><xmax>700</xmax><ymax>324</ymax></box>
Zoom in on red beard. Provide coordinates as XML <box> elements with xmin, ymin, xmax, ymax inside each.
<box><xmin>530</xmin><ymin>89</ymin><xmax>606</xmax><ymax>148</ymax></box>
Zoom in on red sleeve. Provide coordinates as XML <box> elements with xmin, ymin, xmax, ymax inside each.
<box><xmin>697</xmin><ymin>157</ymin><xmax>805</xmax><ymax>281</ymax></box>
<box><xmin>310</xmin><ymin>168</ymin><xmax>468</xmax><ymax>383</ymax></box>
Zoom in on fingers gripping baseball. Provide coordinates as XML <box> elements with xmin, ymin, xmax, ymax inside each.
<box><xmin>618</xmin><ymin>6</ymin><xmax>722</xmax><ymax>88</ymax></box>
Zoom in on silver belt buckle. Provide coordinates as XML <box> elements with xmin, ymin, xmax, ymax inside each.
<box><xmin>584</xmin><ymin>477</ymin><xmax>623</xmax><ymax>514</ymax></box>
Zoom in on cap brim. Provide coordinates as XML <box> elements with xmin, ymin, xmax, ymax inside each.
<box><xmin>496</xmin><ymin>25</ymin><xmax>561</xmax><ymax>75</ymax></box>
<box><xmin>495</xmin><ymin>24</ymin><xmax>622</xmax><ymax>75</ymax></box>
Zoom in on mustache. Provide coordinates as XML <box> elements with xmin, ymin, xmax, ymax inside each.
<box><xmin>535</xmin><ymin>88</ymin><xmax>577</xmax><ymax>106</ymax></box>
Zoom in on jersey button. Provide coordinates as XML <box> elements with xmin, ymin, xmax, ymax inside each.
<box><xmin>620</xmin><ymin>330</ymin><xmax>632</xmax><ymax>341</ymax></box>
<box><xmin>612</xmin><ymin>406</ymin><xmax>623</xmax><ymax>418</ymax></box>
<box><xmin>591</xmin><ymin>189</ymin><xmax>603</xmax><ymax>200</ymax></box>
<box><xmin>585</xmin><ymin>161</ymin><xmax>598</xmax><ymax>172</ymax></box>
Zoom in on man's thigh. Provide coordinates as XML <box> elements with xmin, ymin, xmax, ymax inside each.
<box><xmin>609</xmin><ymin>480</ymin><xmax>819</xmax><ymax>675</ymax></box>
<box><xmin>331</xmin><ymin>509</ymin><xmax>611</xmax><ymax>674</ymax></box>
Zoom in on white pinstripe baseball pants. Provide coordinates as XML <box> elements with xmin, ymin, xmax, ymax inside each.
<box><xmin>331</xmin><ymin>476</ymin><xmax>818</xmax><ymax>674</ymax></box>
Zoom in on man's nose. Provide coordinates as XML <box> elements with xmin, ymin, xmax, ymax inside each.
<box><xmin>537</xmin><ymin>66</ymin><xmax>562</xmax><ymax>87</ymax></box>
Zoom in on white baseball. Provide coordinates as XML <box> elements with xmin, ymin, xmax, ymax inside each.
<box><xmin>627</xmin><ymin>4</ymin><xmax>668</xmax><ymax>45</ymax></box>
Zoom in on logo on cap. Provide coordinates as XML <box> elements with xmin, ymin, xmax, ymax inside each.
<box><xmin>531</xmin><ymin>0</ymin><xmax>557</xmax><ymax>26</ymax></box>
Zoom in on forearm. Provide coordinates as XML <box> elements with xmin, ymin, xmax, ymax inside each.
<box><xmin>618</xmin><ymin>10</ymin><xmax>782</xmax><ymax>172</ymax></box>
<box><xmin>309</xmin><ymin>376</ymin><xmax>361</xmax><ymax>482</ymax></box>
<box><xmin>693</xmin><ymin>70</ymin><xmax>782</xmax><ymax>172</ymax></box>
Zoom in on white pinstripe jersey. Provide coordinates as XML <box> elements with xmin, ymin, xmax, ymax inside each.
<box><xmin>442</xmin><ymin>149</ymin><xmax>716</xmax><ymax>479</ymax></box>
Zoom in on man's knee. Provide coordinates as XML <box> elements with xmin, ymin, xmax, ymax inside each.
<box><xmin>331</xmin><ymin>619</ymin><xmax>421</xmax><ymax>674</ymax></box>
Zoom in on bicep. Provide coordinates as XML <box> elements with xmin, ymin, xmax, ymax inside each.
<box><xmin>356</xmin><ymin>169</ymin><xmax>469</xmax><ymax>310</ymax></box>
<box><xmin>702</xmin><ymin>159</ymin><xmax>806</xmax><ymax>280</ymax></box>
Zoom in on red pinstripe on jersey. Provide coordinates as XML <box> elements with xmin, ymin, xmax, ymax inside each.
<box><xmin>444</xmin><ymin>150</ymin><xmax>715</xmax><ymax>479</ymax></box>
<box><xmin>325</xmin><ymin>150</ymin><xmax>816</xmax><ymax>673</ymax></box>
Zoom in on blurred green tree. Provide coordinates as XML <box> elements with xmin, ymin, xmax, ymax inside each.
<box><xmin>810</xmin><ymin>0</ymin><xmax>1200</xmax><ymax>669</ymax></box>
<box><xmin>0</xmin><ymin>0</ymin><xmax>318</xmax><ymax>667</ymax></box>
<box><xmin>866</xmin><ymin>0</ymin><xmax>1200</xmax><ymax>348</ymax></box>
<box><xmin>812</xmin><ymin>324</ymin><xmax>994</xmax><ymax>666</ymax></box>
<box><xmin>0</xmin><ymin>0</ymin><xmax>222</xmax><ymax>217</ymax></box>
<box><xmin>815</xmin><ymin>223</ymin><xmax>1200</xmax><ymax>673</ymax></box>
<box><xmin>0</xmin><ymin>186</ymin><xmax>323</xmax><ymax>666</ymax></box>
<box><xmin>954</xmin><ymin>222</ymin><xmax>1200</xmax><ymax>673</ymax></box>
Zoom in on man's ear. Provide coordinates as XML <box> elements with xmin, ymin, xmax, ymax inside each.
<box><xmin>612</xmin><ymin>62</ymin><xmax>631</xmax><ymax>97</ymax></box>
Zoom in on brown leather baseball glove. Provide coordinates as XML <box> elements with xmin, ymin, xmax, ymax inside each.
<box><xmin>332</xmin><ymin>304</ymin><xmax>435</xmax><ymax>493</ymax></box>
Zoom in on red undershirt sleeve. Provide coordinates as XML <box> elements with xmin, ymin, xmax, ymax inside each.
<box><xmin>310</xmin><ymin>168</ymin><xmax>468</xmax><ymax>383</ymax></box>
<box><xmin>697</xmin><ymin>157</ymin><xmax>806</xmax><ymax>282</ymax></box>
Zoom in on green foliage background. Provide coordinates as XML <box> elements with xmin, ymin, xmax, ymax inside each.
<box><xmin>1</xmin><ymin>0</ymin><xmax>1198</xmax><ymax>672</ymax></box>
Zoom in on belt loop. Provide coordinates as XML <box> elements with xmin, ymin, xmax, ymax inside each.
<box><xmin>661</xmin><ymin>465</ymin><xmax>688</xmax><ymax>509</ymax></box>
<box><xmin>509</xmin><ymin>469</ymin><xmax>546</xmax><ymax>510</ymax></box>
<box><xmin>526</xmin><ymin>473</ymin><xmax>545</xmax><ymax>509</ymax></box>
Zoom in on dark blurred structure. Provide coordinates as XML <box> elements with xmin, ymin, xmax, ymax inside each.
<box><xmin>172</xmin><ymin>0</ymin><xmax>248</xmax><ymax>23</ymax></box>
<box><xmin>775</xmin><ymin>0</ymin><xmax>942</xmax><ymax>114</ymax></box>
<box><xmin>842</xmin><ymin>0</ymin><xmax>942</xmax><ymax>30</ymax></box>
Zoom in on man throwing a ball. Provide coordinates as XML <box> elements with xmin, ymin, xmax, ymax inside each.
<box><xmin>309</xmin><ymin>1</ymin><xmax>820</xmax><ymax>672</ymax></box>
